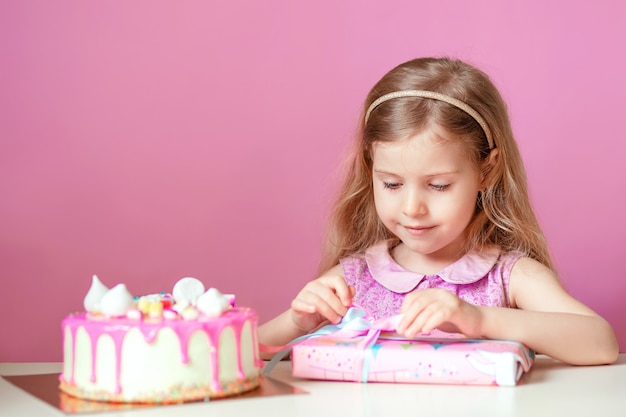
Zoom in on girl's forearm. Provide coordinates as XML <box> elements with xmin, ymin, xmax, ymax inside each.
<box><xmin>258</xmin><ymin>310</ymin><xmax>306</xmax><ymax>349</ymax></box>
<box><xmin>479</xmin><ymin>307</ymin><xmax>619</xmax><ymax>365</ymax></box>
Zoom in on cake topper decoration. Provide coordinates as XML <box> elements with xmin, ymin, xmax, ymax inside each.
<box><xmin>83</xmin><ymin>275</ymin><xmax>109</xmax><ymax>313</ymax></box>
<box><xmin>197</xmin><ymin>288</ymin><xmax>231</xmax><ymax>317</ymax></box>
<box><xmin>100</xmin><ymin>284</ymin><xmax>135</xmax><ymax>317</ymax></box>
<box><xmin>172</xmin><ymin>277</ymin><xmax>206</xmax><ymax>305</ymax></box>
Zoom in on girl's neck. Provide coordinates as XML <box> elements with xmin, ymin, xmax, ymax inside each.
<box><xmin>391</xmin><ymin>240</ymin><xmax>467</xmax><ymax>275</ymax></box>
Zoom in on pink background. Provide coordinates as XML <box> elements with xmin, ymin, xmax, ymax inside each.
<box><xmin>1</xmin><ymin>1</ymin><xmax>625</xmax><ymax>361</ymax></box>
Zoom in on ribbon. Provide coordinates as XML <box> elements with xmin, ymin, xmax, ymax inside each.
<box><xmin>261</xmin><ymin>306</ymin><xmax>404</xmax><ymax>382</ymax></box>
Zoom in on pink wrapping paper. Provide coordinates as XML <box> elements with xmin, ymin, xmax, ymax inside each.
<box><xmin>292</xmin><ymin>333</ymin><xmax>534</xmax><ymax>386</ymax></box>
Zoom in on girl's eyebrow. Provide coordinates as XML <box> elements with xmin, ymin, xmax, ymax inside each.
<box><xmin>423</xmin><ymin>170</ymin><xmax>460</xmax><ymax>178</ymax></box>
<box><xmin>373</xmin><ymin>168</ymin><xmax>398</xmax><ymax>175</ymax></box>
<box><xmin>373</xmin><ymin>168</ymin><xmax>460</xmax><ymax>177</ymax></box>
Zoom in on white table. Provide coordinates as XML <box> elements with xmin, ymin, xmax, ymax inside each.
<box><xmin>2</xmin><ymin>355</ymin><xmax>626</xmax><ymax>417</ymax></box>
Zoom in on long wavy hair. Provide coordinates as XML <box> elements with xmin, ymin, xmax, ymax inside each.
<box><xmin>318</xmin><ymin>57</ymin><xmax>553</xmax><ymax>274</ymax></box>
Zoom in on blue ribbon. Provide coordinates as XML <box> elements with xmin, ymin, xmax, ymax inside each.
<box><xmin>263</xmin><ymin>307</ymin><xmax>387</xmax><ymax>381</ymax></box>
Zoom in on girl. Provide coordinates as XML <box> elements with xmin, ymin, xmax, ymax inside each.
<box><xmin>259</xmin><ymin>57</ymin><xmax>618</xmax><ymax>365</ymax></box>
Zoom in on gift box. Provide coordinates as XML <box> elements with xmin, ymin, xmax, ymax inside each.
<box><xmin>263</xmin><ymin>307</ymin><xmax>534</xmax><ymax>386</ymax></box>
<box><xmin>291</xmin><ymin>332</ymin><xmax>534</xmax><ymax>386</ymax></box>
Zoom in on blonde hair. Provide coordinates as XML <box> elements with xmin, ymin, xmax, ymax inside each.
<box><xmin>318</xmin><ymin>57</ymin><xmax>553</xmax><ymax>274</ymax></box>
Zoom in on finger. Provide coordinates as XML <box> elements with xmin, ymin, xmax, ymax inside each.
<box><xmin>418</xmin><ymin>307</ymin><xmax>447</xmax><ymax>334</ymax></box>
<box><xmin>348</xmin><ymin>285</ymin><xmax>356</xmax><ymax>299</ymax></box>
<box><xmin>403</xmin><ymin>311</ymin><xmax>430</xmax><ymax>337</ymax></box>
<box><xmin>290</xmin><ymin>298</ymin><xmax>316</xmax><ymax>314</ymax></box>
<box><xmin>294</xmin><ymin>290</ymin><xmax>345</xmax><ymax>324</ymax></box>
<box><xmin>399</xmin><ymin>290</ymin><xmax>425</xmax><ymax>314</ymax></box>
<box><xmin>400</xmin><ymin>295</ymin><xmax>447</xmax><ymax>337</ymax></box>
<box><xmin>318</xmin><ymin>276</ymin><xmax>353</xmax><ymax>307</ymax></box>
<box><xmin>397</xmin><ymin>300</ymin><xmax>427</xmax><ymax>335</ymax></box>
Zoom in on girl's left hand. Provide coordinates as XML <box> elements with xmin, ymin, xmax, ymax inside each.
<box><xmin>397</xmin><ymin>289</ymin><xmax>483</xmax><ymax>338</ymax></box>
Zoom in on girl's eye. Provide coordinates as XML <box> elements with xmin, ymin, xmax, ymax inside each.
<box><xmin>383</xmin><ymin>182</ymin><xmax>401</xmax><ymax>190</ymax></box>
<box><xmin>430</xmin><ymin>183</ymin><xmax>451</xmax><ymax>191</ymax></box>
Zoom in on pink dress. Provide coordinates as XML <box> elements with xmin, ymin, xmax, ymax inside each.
<box><xmin>340</xmin><ymin>241</ymin><xmax>523</xmax><ymax>319</ymax></box>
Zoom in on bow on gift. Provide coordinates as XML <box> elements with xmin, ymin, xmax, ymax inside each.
<box><xmin>261</xmin><ymin>306</ymin><xmax>404</xmax><ymax>382</ymax></box>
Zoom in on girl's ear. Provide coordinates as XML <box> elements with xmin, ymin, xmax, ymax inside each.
<box><xmin>480</xmin><ymin>148</ymin><xmax>500</xmax><ymax>188</ymax></box>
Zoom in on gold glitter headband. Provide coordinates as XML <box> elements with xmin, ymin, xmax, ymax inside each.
<box><xmin>364</xmin><ymin>90</ymin><xmax>495</xmax><ymax>149</ymax></box>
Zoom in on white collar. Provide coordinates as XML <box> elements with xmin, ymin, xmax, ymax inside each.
<box><xmin>364</xmin><ymin>241</ymin><xmax>501</xmax><ymax>293</ymax></box>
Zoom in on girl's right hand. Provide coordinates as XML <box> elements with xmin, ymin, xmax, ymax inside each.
<box><xmin>289</xmin><ymin>266</ymin><xmax>354</xmax><ymax>333</ymax></box>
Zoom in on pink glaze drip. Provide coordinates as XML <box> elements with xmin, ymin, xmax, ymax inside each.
<box><xmin>61</xmin><ymin>308</ymin><xmax>258</xmax><ymax>395</ymax></box>
<box><xmin>251</xmin><ymin>322</ymin><xmax>264</xmax><ymax>368</ymax></box>
<box><xmin>235</xmin><ymin>327</ymin><xmax>245</xmax><ymax>380</ymax></box>
<box><xmin>63</xmin><ymin>322</ymin><xmax>81</xmax><ymax>385</ymax></box>
<box><xmin>208</xmin><ymin>327</ymin><xmax>222</xmax><ymax>391</ymax></box>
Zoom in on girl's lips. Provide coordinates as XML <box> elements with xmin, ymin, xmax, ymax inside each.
<box><xmin>404</xmin><ymin>225</ymin><xmax>435</xmax><ymax>235</ymax></box>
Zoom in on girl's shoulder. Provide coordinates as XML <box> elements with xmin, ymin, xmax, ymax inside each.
<box><xmin>507</xmin><ymin>255</ymin><xmax>561</xmax><ymax>308</ymax></box>
<box><xmin>508</xmin><ymin>254</ymin><xmax>556</xmax><ymax>279</ymax></box>
<box><xmin>495</xmin><ymin>249</ymin><xmax>526</xmax><ymax>270</ymax></box>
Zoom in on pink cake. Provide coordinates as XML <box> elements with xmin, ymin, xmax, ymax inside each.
<box><xmin>59</xmin><ymin>276</ymin><xmax>262</xmax><ymax>403</ymax></box>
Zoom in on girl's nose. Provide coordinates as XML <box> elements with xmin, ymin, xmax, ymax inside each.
<box><xmin>402</xmin><ymin>189</ymin><xmax>427</xmax><ymax>217</ymax></box>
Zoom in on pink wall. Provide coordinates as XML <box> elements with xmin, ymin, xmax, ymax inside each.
<box><xmin>1</xmin><ymin>1</ymin><xmax>625</xmax><ymax>361</ymax></box>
